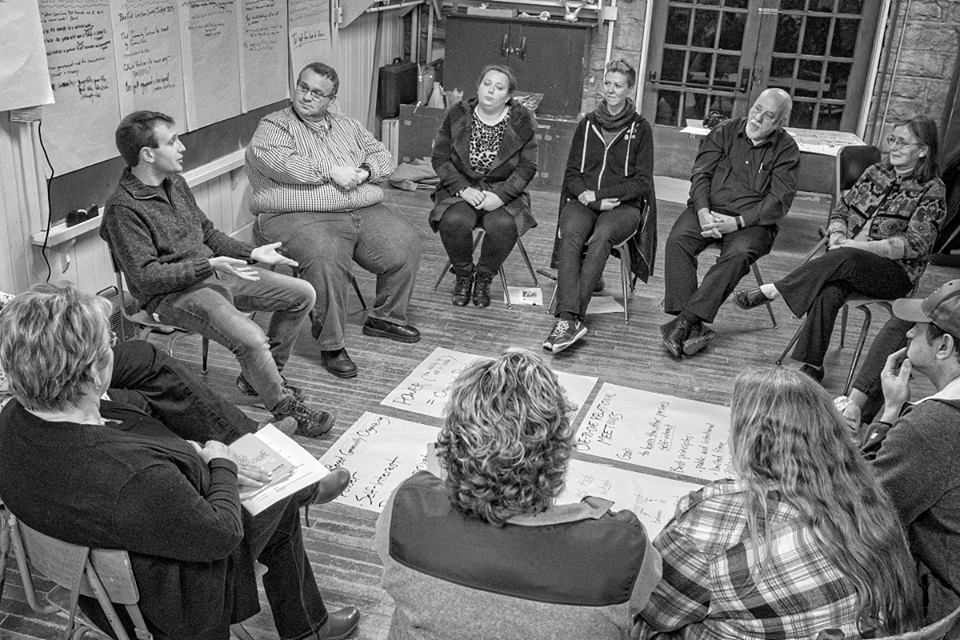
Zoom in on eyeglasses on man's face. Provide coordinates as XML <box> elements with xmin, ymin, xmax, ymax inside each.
<box><xmin>295</xmin><ymin>82</ymin><xmax>336</xmax><ymax>102</ymax></box>
<box><xmin>885</xmin><ymin>135</ymin><xmax>920</xmax><ymax>150</ymax></box>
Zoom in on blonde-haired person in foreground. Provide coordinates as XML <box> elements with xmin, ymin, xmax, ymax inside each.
<box><xmin>636</xmin><ymin>367</ymin><xmax>920</xmax><ymax>639</ymax></box>
<box><xmin>376</xmin><ymin>349</ymin><xmax>661</xmax><ymax>639</ymax></box>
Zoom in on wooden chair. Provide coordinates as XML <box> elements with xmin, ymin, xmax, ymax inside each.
<box><xmin>8</xmin><ymin>511</ymin><xmax>153</xmax><ymax>640</ymax></box>
<box><xmin>432</xmin><ymin>230</ymin><xmax>538</xmax><ymax>309</ymax></box>
<box><xmin>108</xmin><ymin>252</ymin><xmax>211</xmax><ymax>374</ymax></box>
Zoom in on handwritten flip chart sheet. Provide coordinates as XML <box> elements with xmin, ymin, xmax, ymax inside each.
<box><xmin>574</xmin><ymin>383</ymin><xmax>734</xmax><ymax>482</ymax></box>
<box><xmin>381</xmin><ymin>347</ymin><xmax>598</xmax><ymax>420</ymax></box>
<box><xmin>0</xmin><ymin>0</ymin><xmax>55</xmax><ymax>111</ymax></box>
<box><xmin>319</xmin><ymin>412</ymin><xmax>439</xmax><ymax>513</ymax></box>
<box><xmin>110</xmin><ymin>0</ymin><xmax>186</xmax><ymax>125</ymax></box>
<box><xmin>178</xmin><ymin>0</ymin><xmax>241</xmax><ymax>129</ymax></box>
<box><xmin>39</xmin><ymin>0</ymin><xmax>122</xmax><ymax>173</ymax></box>
<box><xmin>288</xmin><ymin>0</ymin><xmax>332</xmax><ymax>81</ymax></box>
<box><xmin>561</xmin><ymin>459</ymin><xmax>700</xmax><ymax>538</ymax></box>
<box><xmin>239</xmin><ymin>0</ymin><xmax>287</xmax><ymax>111</ymax></box>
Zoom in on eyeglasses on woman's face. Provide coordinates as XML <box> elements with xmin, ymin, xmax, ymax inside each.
<box><xmin>885</xmin><ymin>135</ymin><xmax>920</xmax><ymax>149</ymax></box>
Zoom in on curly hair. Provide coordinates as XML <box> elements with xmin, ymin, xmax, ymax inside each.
<box><xmin>0</xmin><ymin>283</ymin><xmax>113</xmax><ymax>412</ymax></box>
<box><xmin>436</xmin><ymin>349</ymin><xmax>575</xmax><ymax>525</ymax></box>
<box><xmin>730</xmin><ymin>367</ymin><xmax>920</xmax><ymax>634</ymax></box>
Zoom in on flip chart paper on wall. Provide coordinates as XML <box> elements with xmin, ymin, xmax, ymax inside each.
<box><xmin>288</xmin><ymin>0</ymin><xmax>332</xmax><ymax>81</ymax></box>
<box><xmin>380</xmin><ymin>347</ymin><xmax>598</xmax><ymax>420</ymax></box>
<box><xmin>319</xmin><ymin>412</ymin><xmax>439</xmax><ymax>513</ymax></box>
<box><xmin>179</xmin><ymin>0</ymin><xmax>241</xmax><ymax>129</ymax></box>
<box><xmin>38</xmin><ymin>0</ymin><xmax>121</xmax><ymax>174</ymax></box>
<box><xmin>239</xmin><ymin>0</ymin><xmax>288</xmax><ymax>112</ymax></box>
<box><xmin>110</xmin><ymin>0</ymin><xmax>186</xmax><ymax>126</ymax></box>
<box><xmin>561</xmin><ymin>459</ymin><xmax>701</xmax><ymax>538</ymax></box>
<box><xmin>0</xmin><ymin>0</ymin><xmax>55</xmax><ymax>111</ymax></box>
<box><xmin>574</xmin><ymin>383</ymin><xmax>734</xmax><ymax>483</ymax></box>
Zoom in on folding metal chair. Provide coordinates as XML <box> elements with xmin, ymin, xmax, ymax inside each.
<box><xmin>432</xmin><ymin>230</ymin><xmax>538</xmax><ymax>308</ymax></box>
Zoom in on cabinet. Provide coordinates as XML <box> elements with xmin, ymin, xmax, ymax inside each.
<box><xmin>443</xmin><ymin>15</ymin><xmax>590</xmax><ymax>118</ymax></box>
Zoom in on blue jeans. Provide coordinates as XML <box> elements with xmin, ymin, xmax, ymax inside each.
<box><xmin>556</xmin><ymin>200</ymin><xmax>641</xmax><ymax>319</ymax></box>
<box><xmin>257</xmin><ymin>204</ymin><xmax>421</xmax><ymax>351</ymax></box>
<box><xmin>153</xmin><ymin>269</ymin><xmax>315</xmax><ymax>412</ymax></box>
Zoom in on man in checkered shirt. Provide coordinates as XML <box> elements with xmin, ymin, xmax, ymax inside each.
<box><xmin>246</xmin><ymin>62</ymin><xmax>422</xmax><ymax>380</ymax></box>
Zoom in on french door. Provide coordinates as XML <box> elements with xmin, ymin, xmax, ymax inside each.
<box><xmin>642</xmin><ymin>0</ymin><xmax>880</xmax><ymax>131</ymax></box>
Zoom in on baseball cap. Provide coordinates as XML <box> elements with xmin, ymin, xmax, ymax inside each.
<box><xmin>892</xmin><ymin>279</ymin><xmax>960</xmax><ymax>335</ymax></box>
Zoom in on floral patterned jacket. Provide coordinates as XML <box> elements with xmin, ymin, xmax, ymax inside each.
<box><xmin>827</xmin><ymin>162</ymin><xmax>946</xmax><ymax>283</ymax></box>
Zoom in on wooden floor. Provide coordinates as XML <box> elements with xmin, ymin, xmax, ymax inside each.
<box><xmin>2</xmin><ymin>185</ymin><xmax>956</xmax><ymax>639</ymax></box>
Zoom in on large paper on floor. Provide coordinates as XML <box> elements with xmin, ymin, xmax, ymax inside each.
<box><xmin>381</xmin><ymin>347</ymin><xmax>597</xmax><ymax>419</ymax></box>
<box><xmin>574</xmin><ymin>383</ymin><xmax>734</xmax><ymax>482</ymax></box>
<box><xmin>560</xmin><ymin>459</ymin><xmax>701</xmax><ymax>538</ymax></box>
<box><xmin>319</xmin><ymin>412</ymin><xmax>439</xmax><ymax>513</ymax></box>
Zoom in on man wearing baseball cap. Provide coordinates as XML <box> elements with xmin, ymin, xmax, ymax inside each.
<box><xmin>861</xmin><ymin>279</ymin><xmax>960</xmax><ymax>630</ymax></box>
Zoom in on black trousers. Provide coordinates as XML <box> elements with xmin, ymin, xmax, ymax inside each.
<box><xmin>437</xmin><ymin>201</ymin><xmax>518</xmax><ymax>278</ymax></box>
<box><xmin>663</xmin><ymin>206</ymin><xmax>776</xmax><ymax>323</ymax></box>
<box><xmin>108</xmin><ymin>340</ymin><xmax>258</xmax><ymax>444</ymax></box>
<box><xmin>776</xmin><ymin>248</ymin><xmax>912</xmax><ymax>367</ymax></box>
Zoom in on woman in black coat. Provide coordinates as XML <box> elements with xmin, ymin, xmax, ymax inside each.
<box><xmin>429</xmin><ymin>64</ymin><xmax>538</xmax><ymax>308</ymax></box>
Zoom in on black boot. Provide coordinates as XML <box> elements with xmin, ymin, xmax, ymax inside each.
<box><xmin>452</xmin><ymin>272</ymin><xmax>473</xmax><ymax>306</ymax></box>
<box><xmin>473</xmin><ymin>273</ymin><xmax>493</xmax><ymax>307</ymax></box>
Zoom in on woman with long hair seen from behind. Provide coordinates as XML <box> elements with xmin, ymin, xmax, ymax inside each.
<box><xmin>637</xmin><ymin>367</ymin><xmax>920</xmax><ymax>639</ymax></box>
<box><xmin>376</xmin><ymin>349</ymin><xmax>661</xmax><ymax>639</ymax></box>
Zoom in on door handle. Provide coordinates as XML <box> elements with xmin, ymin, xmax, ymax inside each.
<box><xmin>739</xmin><ymin>68</ymin><xmax>751</xmax><ymax>93</ymax></box>
<box><xmin>501</xmin><ymin>33</ymin><xmax>526</xmax><ymax>59</ymax></box>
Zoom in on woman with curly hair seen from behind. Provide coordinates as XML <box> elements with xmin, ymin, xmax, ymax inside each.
<box><xmin>376</xmin><ymin>349</ymin><xmax>661</xmax><ymax>639</ymax></box>
<box><xmin>637</xmin><ymin>367</ymin><xmax>920</xmax><ymax>640</ymax></box>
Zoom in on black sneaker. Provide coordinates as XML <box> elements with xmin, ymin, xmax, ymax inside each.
<box><xmin>237</xmin><ymin>373</ymin><xmax>304</xmax><ymax>401</ymax></box>
<box><xmin>542</xmin><ymin>318</ymin><xmax>587</xmax><ymax>353</ymax></box>
<box><xmin>272</xmin><ymin>395</ymin><xmax>335</xmax><ymax>438</ymax></box>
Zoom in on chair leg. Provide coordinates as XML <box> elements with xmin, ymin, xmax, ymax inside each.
<box><xmin>499</xmin><ymin>267</ymin><xmax>512</xmax><ymax>308</ymax></box>
<box><xmin>751</xmin><ymin>264</ymin><xmax>777</xmax><ymax>328</ymax></box>
<box><xmin>776</xmin><ymin>321</ymin><xmax>805</xmax><ymax>366</ymax></box>
<box><xmin>432</xmin><ymin>259</ymin><xmax>453</xmax><ymax>293</ymax></box>
<box><xmin>514</xmin><ymin>237</ymin><xmax>539</xmax><ymax>287</ymax></box>
<box><xmin>351</xmin><ymin>276</ymin><xmax>367</xmax><ymax>310</ymax></box>
<box><xmin>839</xmin><ymin>305</ymin><xmax>849</xmax><ymax>348</ymax></box>
<box><xmin>843</xmin><ymin>305</ymin><xmax>873</xmax><ymax>396</ymax></box>
<box><xmin>620</xmin><ymin>250</ymin><xmax>632</xmax><ymax>324</ymax></box>
<box><xmin>201</xmin><ymin>336</ymin><xmax>209</xmax><ymax>374</ymax></box>
<box><xmin>0</xmin><ymin>507</ymin><xmax>9</xmax><ymax>602</ymax></box>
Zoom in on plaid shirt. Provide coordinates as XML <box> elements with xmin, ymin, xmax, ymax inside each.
<box><xmin>246</xmin><ymin>105</ymin><xmax>395</xmax><ymax>214</ymax></box>
<box><xmin>636</xmin><ymin>480</ymin><xmax>861</xmax><ymax>640</ymax></box>
<box><xmin>827</xmin><ymin>163</ymin><xmax>945</xmax><ymax>283</ymax></box>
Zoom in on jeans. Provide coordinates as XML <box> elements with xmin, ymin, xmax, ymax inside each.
<box><xmin>107</xmin><ymin>340</ymin><xmax>258</xmax><ymax>443</ymax></box>
<box><xmin>664</xmin><ymin>206</ymin><xmax>777</xmax><ymax>323</ymax></box>
<box><xmin>257</xmin><ymin>204</ymin><xmax>421</xmax><ymax>351</ymax></box>
<box><xmin>555</xmin><ymin>200</ymin><xmax>640</xmax><ymax>318</ymax></box>
<box><xmin>776</xmin><ymin>248</ymin><xmax>912</xmax><ymax>367</ymax></box>
<box><xmin>851</xmin><ymin>316</ymin><xmax>912</xmax><ymax>421</ymax></box>
<box><xmin>153</xmin><ymin>269</ymin><xmax>315</xmax><ymax>413</ymax></box>
<box><xmin>437</xmin><ymin>201</ymin><xmax>518</xmax><ymax>278</ymax></box>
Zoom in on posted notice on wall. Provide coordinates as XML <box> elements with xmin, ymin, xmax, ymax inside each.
<box><xmin>574</xmin><ymin>383</ymin><xmax>734</xmax><ymax>483</ymax></box>
<box><xmin>0</xmin><ymin>0</ymin><xmax>55</xmax><ymax>112</ymax></box>
<box><xmin>381</xmin><ymin>347</ymin><xmax>598</xmax><ymax>420</ymax></box>
<box><xmin>319</xmin><ymin>412</ymin><xmax>439</xmax><ymax>513</ymax></box>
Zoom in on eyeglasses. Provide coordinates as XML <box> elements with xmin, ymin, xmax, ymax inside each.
<box><xmin>295</xmin><ymin>83</ymin><xmax>336</xmax><ymax>102</ymax></box>
<box><xmin>885</xmin><ymin>135</ymin><xmax>920</xmax><ymax>149</ymax></box>
<box><xmin>109</xmin><ymin>331</ymin><xmax>117</xmax><ymax>348</ymax></box>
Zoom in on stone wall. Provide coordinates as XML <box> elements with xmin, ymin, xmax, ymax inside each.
<box><xmin>865</xmin><ymin>0</ymin><xmax>960</xmax><ymax>142</ymax></box>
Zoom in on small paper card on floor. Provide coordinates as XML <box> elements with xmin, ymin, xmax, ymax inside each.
<box><xmin>586</xmin><ymin>295</ymin><xmax>624</xmax><ymax>315</ymax></box>
<box><xmin>505</xmin><ymin>286</ymin><xmax>542</xmax><ymax>306</ymax></box>
<box><xmin>381</xmin><ymin>347</ymin><xmax>598</xmax><ymax>419</ymax></box>
<box><xmin>574</xmin><ymin>383</ymin><xmax>734</xmax><ymax>483</ymax></box>
<box><xmin>230</xmin><ymin>424</ymin><xmax>330</xmax><ymax>516</ymax></box>
<box><xmin>561</xmin><ymin>459</ymin><xmax>702</xmax><ymax>538</ymax></box>
<box><xmin>319</xmin><ymin>412</ymin><xmax>440</xmax><ymax>513</ymax></box>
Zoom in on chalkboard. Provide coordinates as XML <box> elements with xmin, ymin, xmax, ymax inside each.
<box><xmin>47</xmin><ymin>99</ymin><xmax>286</xmax><ymax>224</ymax></box>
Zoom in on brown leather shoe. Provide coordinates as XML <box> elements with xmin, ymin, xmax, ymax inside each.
<box><xmin>321</xmin><ymin>348</ymin><xmax>358</xmax><ymax>379</ymax></box>
<box><xmin>362</xmin><ymin>317</ymin><xmax>421</xmax><ymax>343</ymax></box>
<box><xmin>314</xmin><ymin>606</ymin><xmax>360</xmax><ymax>640</ymax></box>
<box><xmin>309</xmin><ymin>467</ymin><xmax>351</xmax><ymax>504</ymax></box>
